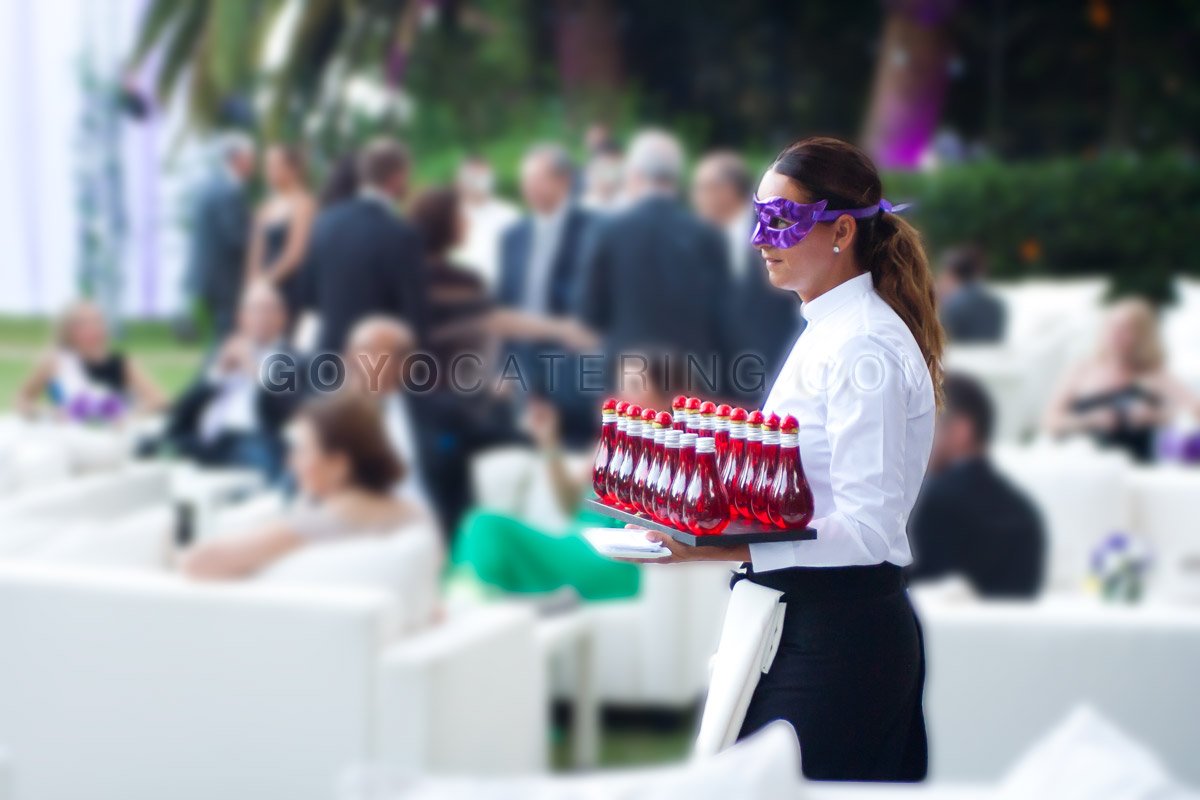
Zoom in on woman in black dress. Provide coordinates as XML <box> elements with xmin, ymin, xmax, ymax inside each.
<box><xmin>245</xmin><ymin>144</ymin><xmax>316</xmax><ymax>328</ymax></box>
<box><xmin>16</xmin><ymin>300</ymin><xmax>166</xmax><ymax>420</ymax></box>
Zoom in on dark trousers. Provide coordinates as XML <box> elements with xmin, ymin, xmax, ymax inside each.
<box><xmin>737</xmin><ymin>564</ymin><xmax>928</xmax><ymax>782</ymax></box>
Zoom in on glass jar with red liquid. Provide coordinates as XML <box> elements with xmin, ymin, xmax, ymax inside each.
<box><xmin>684</xmin><ymin>397</ymin><xmax>702</xmax><ymax>436</ymax></box>
<box><xmin>733</xmin><ymin>410</ymin><xmax>764</xmax><ymax>519</ymax></box>
<box><xmin>750</xmin><ymin>413</ymin><xmax>782</xmax><ymax>525</ymax></box>
<box><xmin>719</xmin><ymin>407</ymin><xmax>747</xmax><ymax>514</ymax></box>
<box><xmin>671</xmin><ymin>396</ymin><xmax>688</xmax><ymax>432</ymax></box>
<box><xmin>698</xmin><ymin>400</ymin><xmax>717</xmax><ymax>441</ymax></box>
<box><xmin>615</xmin><ymin>404</ymin><xmax>643</xmax><ymax>509</ymax></box>
<box><xmin>770</xmin><ymin>414</ymin><xmax>814</xmax><ymax>530</ymax></box>
<box><xmin>668</xmin><ymin>432</ymin><xmax>698</xmax><ymax>529</ymax></box>
<box><xmin>604</xmin><ymin>401</ymin><xmax>630</xmax><ymax>504</ymax></box>
<box><xmin>631</xmin><ymin>407</ymin><xmax>658</xmax><ymax>513</ymax></box>
<box><xmin>652</xmin><ymin>429</ymin><xmax>681</xmax><ymax>523</ymax></box>
<box><xmin>644</xmin><ymin>411</ymin><xmax>672</xmax><ymax>515</ymax></box>
<box><xmin>683</xmin><ymin>436</ymin><xmax>731</xmax><ymax>535</ymax></box>
<box><xmin>714</xmin><ymin>404</ymin><xmax>732</xmax><ymax>468</ymax></box>
<box><xmin>593</xmin><ymin>398</ymin><xmax>618</xmax><ymax>501</ymax></box>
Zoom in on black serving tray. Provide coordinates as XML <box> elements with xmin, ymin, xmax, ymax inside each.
<box><xmin>583</xmin><ymin>495</ymin><xmax>817</xmax><ymax>547</ymax></box>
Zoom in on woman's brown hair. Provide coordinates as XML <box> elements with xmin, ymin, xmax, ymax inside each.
<box><xmin>411</xmin><ymin>186</ymin><xmax>461</xmax><ymax>257</ymax></box>
<box><xmin>771</xmin><ymin>136</ymin><xmax>945</xmax><ymax>405</ymax></box>
<box><xmin>299</xmin><ymin>393</ymin><xmax>405</xmax><ymax>493</ymax></box>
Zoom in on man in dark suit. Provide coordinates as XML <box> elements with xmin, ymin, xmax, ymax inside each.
<box><xmin>161</xmin><ymin>281</ymin><xmax>302</xmax><ymax>480</ymax></box>
<box><xmin>498</xmin><ymin>143</ymin><xmax>595</xmax><ymax>445</ymax></box>
<box><xmin>302</xmin><ymin>139</ymin><xmax>428</xmax><ymax>354</ymax></box>
<box><xmin>908</xmin><ymin>373</ymin><xmax>1046</xmax><ymax>598</ymax></box>
<box><xmin>575</xmin><ymin>129</ymin><xmax>730</xmax><ymax>395</ymax></box>
<box><xmin>187</xmin><ymin>133</ymin><xmax>255</xmax><ymax>339</ymax></box>
<box><xmin>937</xmin><ymin>245</ymin><xmax>1006</xmax><ymax>343</ymax></box>
<box><xmin>692</xmin><ymin>151</ymin><xmax>803</xmax><ymax>405</ymax></box>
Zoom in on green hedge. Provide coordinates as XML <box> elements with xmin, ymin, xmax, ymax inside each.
<box><xmin>885</xmin><ymin>155</ymin><xmax>1200</xmax><ymax>302</ymax></box>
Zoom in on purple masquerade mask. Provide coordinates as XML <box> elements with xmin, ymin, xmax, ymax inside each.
<box><xmin>750</xmin><ymin>196</ymin><xmax>910</xmax><ymax>249</ymax></box>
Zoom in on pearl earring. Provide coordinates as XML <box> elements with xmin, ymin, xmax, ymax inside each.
<box><xmin>833</xmin><ymin>245</ymin><xmax>841</xmax><ymax>254</ymax></box>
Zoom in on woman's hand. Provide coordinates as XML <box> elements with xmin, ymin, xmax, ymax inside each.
<box><xmin>617</xmin><ymin>525</ymin><xmax>750</xmax><ymax>565</ymax></box>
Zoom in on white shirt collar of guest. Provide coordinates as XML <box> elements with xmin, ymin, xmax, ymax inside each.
<box><xmin>358</xmin><ymin>185</ymin><xmax>396</xmax><ymax>211</ymax></box>
<box><xmin>800</xmin><ymin>271</ymin><xmax>874</xmax><ymax>324</ymax></box>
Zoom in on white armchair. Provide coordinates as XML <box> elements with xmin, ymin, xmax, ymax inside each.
<box><xmin>470</xmin><ymin>446</ymin><xmax>733</xmax><ymax>708</ymax></box>
<box><xmin>0</xmin><ymin>563</ymin><xmax>545</xmax><ymax>800</ymax></box>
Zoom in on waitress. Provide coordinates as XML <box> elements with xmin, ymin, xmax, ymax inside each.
<box><xmin>639</xmin><ymin>136</ymin><xmax>943</xmax><ymax>782</ymax></box>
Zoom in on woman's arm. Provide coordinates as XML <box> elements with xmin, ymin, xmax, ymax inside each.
<box><xmin>15</xmin><ymin>353</ymin><xmax>57</xmax><ymax>417</ymax></box>
<box><xmin>1042</xmin><ymin>360</ymin><xmax>1115</xmax><ymax>436</ymax></box>
<box><xmin>243</xmin><ymin>205</ymin><xmax>268</xmax><ymax>287</ymax></box>
<box><xmin>266</xmin><ymin>196</ymin><xmax>316</xmax><ymax>283</ymax></box>
<box><xmin>433</xmin><ymin>309</ymin><xmax>600</xmax><ymax>351</ymax></box>
<box><xmin>124</xmin><ymin>358</ymin><xmax>168</xmax><ymax>414</ymax></box>
<box><xmin>522</xmin><ymin>398</ymin><xmax>583</xmax><ymax>516</ymax></box>
<box><xmin>178</xmin><ymin>522</ymin><xmax>304</xmax><ymax>580</ymax></box>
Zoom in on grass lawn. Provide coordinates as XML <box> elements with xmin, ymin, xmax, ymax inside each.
<box><xmin>0</xmin><ymin>316</ymin><xmax>205</xmax><ymax>409</ymax></box>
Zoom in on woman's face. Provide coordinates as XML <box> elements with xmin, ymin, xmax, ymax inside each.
<box><xmin>67</xmin><ymin>305</ymin><xmax>109</xmax><ymax>358</ymax></box>
<box><xmin>288</xmin><ymin>419</ymin><xmax>350</xmax><ymax>499</ymax></box>
<box><xmin>265</xmin><ymin>148</ymin><xmax>296</xmax><ymax>191</ymax></box>
<box><xmin>1104</xmin><ymin>305</ymin><xmax>1144</xmax><ymax>366</ymax></box>
<box><xmin>754</xmin><ymin>170</ymin><xmax>845</xmax><ymax>301</ymax></box>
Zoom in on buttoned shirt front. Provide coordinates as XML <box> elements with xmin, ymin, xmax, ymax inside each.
<box><xmin>751</xmin><ymin>271</ymin><xmax>936</xmax><ymax>571</ymax></box>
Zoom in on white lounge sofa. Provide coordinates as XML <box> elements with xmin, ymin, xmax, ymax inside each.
<box><xmin>918</xmin><ymin>595</ymin><xmax>1200</xmax><ymax>786</ymax></box>
<box><xmin>0</xmin><ymin>562</ymin><xmax>546</xmax><ymax>800</ymax></box>
<box><xmin>470</xmin><ymin>445</ymin><xmax>732</xmax><ymax>707</ymax></box>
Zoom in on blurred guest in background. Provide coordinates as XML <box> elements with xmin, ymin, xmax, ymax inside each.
<box><xmin>936</xmin><ymin>244</ymin><xmax>1005</xmax><ymax>343</ymax></box>
<box><xmin>317</xmin><ymin>152</ymin><xmax>360</xmax><ymax>208</ymax></box>
<box><xmin>453</xmin><ymin>154</ymin><xmax>519</xmax><ymax>289</ymax></box>
<box><xmin>1043</xmin><ymin>298</ymin><xmax>1200</xmax><ymax>462</ymax></box>
<box><xmin>448</xmin><ymin>355</ymin><xmax>679</xmax><ymax>603</ymax></box>
<box><xmin>17</xmin><ymin>300</ymin><xmax>166</xmax><ymax>421</ymax></box>
<box><xmin>180</xmin><ymin>393</ymin><xmax>430</xmax><ymax>580</ymax></box>
<box><xmin>909</xmin><ymin>373</ymin><xmax>1045</xmax><ymax>598</ymax></box>
<box><xmin>342</xmin><ymin>316</ymin><xmax>434</xmax><ymax>515</ymax></box>
<box><xmin>188</xmin><ymin>132</ymin><xmax>256</xmax><ymax>338</ymax></box>
<box><xmin>245</xmin><ymin>144</ymin><xmax>316</xmax><ymax>327</ymax></box>
<box><xmin>580</xmin><ymin>140</ymin><xmax>624</xmax><ymax>213</ymax></box>
<box><xmin>576</xmin><ymin>129</ymin><xmax>730</xmax><ymax>376</ymax></box>
<box><xmin>411</xmin><ymin>186</ymin><xmax>492</xmax><ymax>375</ymax></box>
<box><xmin>160</xmin><ymin>281</ymin><xmax>301</xmax><ymax>480</ymax></box>
<box><xmin>692</xmin><ymin>150</ymin><xmax>802</xmax><ymax>404</ymax></box>
<box><xmin>499</xmin><ymin>143</ymin><xmax>596</xmax><ymax>446</ymax></box>
<box><xmin>302</xmin><ymin>139</ymin><xmax>429</xmax><ymax>354</ymax></box>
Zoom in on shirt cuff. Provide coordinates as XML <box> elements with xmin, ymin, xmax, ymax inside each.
<box><xmin>749</xmin><ymin>540</ymin><xmax>799</xmax><ymax>573</ymax></box>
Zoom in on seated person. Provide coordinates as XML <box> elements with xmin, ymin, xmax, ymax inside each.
<box><xmin>342</xmin><ymin>316</ymin><xmax>436</xmax><ymax>515</ymax></box>
<box><xmin>16</xmin><ymin>300</ymin><xmax>166</xmax><ymax>420</ymax></box>
<box><xmin>448</xmin><ymin>355</ymin><xmax>681</xmax><ymax>602</ymax></box>
<box><xmin>1042</xmin><ymin>298</ymin><xmax>1200</xmax><ymax>463</ymax></box>
<box><xmin>909</xmin><ymin>373</ymin><xmax>1045</xmax><ymax>598</ymax></box>
<box><xmin>936</xmin><ymin>245</ymin><xmax>1006</xmax><ymax>343</ymax></box>
<box><xmin>159</xmin><ymin>281</ymin><xmax>301</xmax><ymax>479</ymax></box>
<box><xmin>180</xmin><ymin>392</ymin><xmax>430</xmax><ymax>580</ymax></box>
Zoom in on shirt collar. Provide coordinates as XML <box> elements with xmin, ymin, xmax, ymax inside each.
<box><xmin>800</xmin><ymin>271</ymin><xmax>874</xmax><ymax>323</ymax></box>
<box><xmin>358</xmin><ymin>186</ymin><xmax>396</xmax><ymax>211</ymax></box>
<box><xmin>533</xmin><ymin>201</ymin><xmax>569</xmax><ymax>231</ymax></box>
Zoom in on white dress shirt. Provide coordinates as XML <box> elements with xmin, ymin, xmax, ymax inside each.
<box><xmin>381</xmin><ymin>392</ymin><xmax>432</xmax><ymax>513</ymax></box>
<box><xmin>454</xmin><ymin>197</ymin><xmax>520</xmax><ymax>289</ymax></box>
<box><xmin>523</xmin><ymin>203</ymin><xmax>569</xmax><ymax>312</ymax></box>
<box><xmin>724</xmin><ymin>209</ymin><xmax>755</xmax><ymax>282</ymax></box>
<box><xmin>750</xmin><ymin>272</ymin><xmax>935</xmax><ymax>571</ymax></box>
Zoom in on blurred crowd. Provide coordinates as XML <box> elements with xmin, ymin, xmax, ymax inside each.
<box><xmin>13</xmin><ymin>124</ymin><xmax>1200</xmax><ymax>604</ymax></box>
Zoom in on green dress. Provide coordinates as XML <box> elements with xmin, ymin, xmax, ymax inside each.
<box><xmin>450</xmin><ymin>505</ymin><xmax>639</xmax><ymax>601</ymax></box>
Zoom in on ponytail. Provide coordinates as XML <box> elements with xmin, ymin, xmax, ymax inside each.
<box><xmin>861</xmin><ymin>212</ymin><xmax>945</xmax><ymax>408</ymax></box>
<box><xmin>771</xmin><ymin>136</ymin><xmax>945</xmax><ymax>407</ymax></box>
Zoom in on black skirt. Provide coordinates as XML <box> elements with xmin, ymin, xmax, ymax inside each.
<box><xmin>735</xmin><ymin>563</ymin><xmax>928</xmax><ymax>782</ymax></box>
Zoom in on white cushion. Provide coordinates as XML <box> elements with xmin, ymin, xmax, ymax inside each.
<box><xmin>256</xmin><ymin>519</ymin><xmax>443</xmax><ymax>633</ymax></box>
<box><xmin>28</xmin><ymin>505</ymin><xmax>174</xmax><ymax>570</ymax></box>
